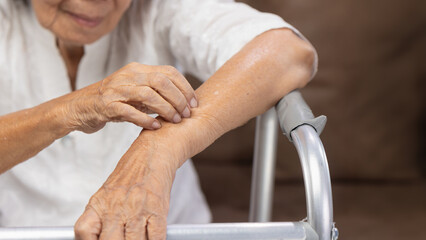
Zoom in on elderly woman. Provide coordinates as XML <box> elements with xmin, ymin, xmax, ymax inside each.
<box><xmin>0</xmin><ymin>0</ymin><xmax>316</xmax><ymax>239</ymax></box>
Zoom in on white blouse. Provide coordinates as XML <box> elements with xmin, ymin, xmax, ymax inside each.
<box><xmin>0</xmin><ymin>0</ymin><xmax>304</xmax><ymax>226</ymax></box>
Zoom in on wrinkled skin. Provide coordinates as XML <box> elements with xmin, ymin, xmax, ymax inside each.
<box><xmin>0</xmin><ymin>62</ymin><xmax>197</xmax><ymax>173</ymax></box>
<box><xmin>61</xmin><ymin>62</ymin><xmax>197</xmax><ymax>133</ymax></box>
<box><xmin>75</xmin><ymin>135</ymin><xmax>177</xmax><ymax>240</ymax></box>
<box><xmin>31</xmin><ymin>0</ymin><xmax>132</xmax><ymax>45</ymax></box>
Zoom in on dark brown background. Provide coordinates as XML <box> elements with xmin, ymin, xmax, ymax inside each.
<box><xmin>189</xmin><ymin>0</ymin><xmax>426</xmax><ymax>239</ymax></box>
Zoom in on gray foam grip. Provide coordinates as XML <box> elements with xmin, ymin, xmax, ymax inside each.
<box><xmin>275</xmin><ymin>90</ymin><xmax>327</xmax><ymax>141</ymax></box>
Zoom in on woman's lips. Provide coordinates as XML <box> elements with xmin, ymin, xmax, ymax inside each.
<box><xmin>67</xmin><ymin>11</ymin><xmax>103</xmax><ymax>28</ymax></box>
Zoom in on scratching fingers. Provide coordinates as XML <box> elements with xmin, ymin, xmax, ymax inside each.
<box><xmin>107</xmin><ymin>102</ymin><xmax>161</xmax><ymax>129</ymax></box>
<box><xmin>157</xmin><ymin>65</ymin><xmax>198</xmax><ymax>108</ymax></box>
<box><xmin>146</xmin><ymin>72</ymin><xmax>190</xmax><ymax>117</ymax></box>
<box><xmin>118</xmin><ymin>86</ymin><xmax>183</xmax><ymax>124</ymax></box>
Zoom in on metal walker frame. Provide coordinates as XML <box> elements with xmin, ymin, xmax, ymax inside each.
<box><xmin>0</xmin><ymin>90</ymin><xmax>338</xmax><ymax>240</ymax></box>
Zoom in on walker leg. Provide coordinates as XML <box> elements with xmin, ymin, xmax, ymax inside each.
<box><xmin>249</xmin><ymin>108</ymin><xmax>278</xmax><ymax>222</ymax></box>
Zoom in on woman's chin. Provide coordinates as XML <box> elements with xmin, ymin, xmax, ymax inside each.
<box><xmin>56</xmin><ymin>32</ymin><xmax>103</xmax><ymax>46</ymax></box>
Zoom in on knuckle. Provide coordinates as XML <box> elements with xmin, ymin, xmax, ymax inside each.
<box><xmin>156</xmin><ymin>75</ymin><xmax>171</xmax><ymax>89</ymax></box>
<box><xmin>99</xmin><ymin>77</ymin><xmax>111</xmax><ymax>88</ymax></box>
<box><xmin>124</xmin><ymin>62</ymin><xmax>145</xmax><ymax>75</ymax></box>
<box><xmin>102</xmin><ymin>88</ymin><xmax>116</xmax><ymax>97</ymax></box>
<box><xmin>127</xmin><ymin>62</ymin><xmax>140</xmax><ymax>68</ymax></box>
<box><xmin>150</xmin><ymin>72</ymin><xmax>167</xmax><ymax>82</ymax></box>
<box><xmin>161</xmin><ymin>65</ymin><xmax>177</xmax><ymax>74</ymax></box>
<box><xmin>162</xmin><ymin>65</ymin><xmax>183</xmax><ymax>79</ymax></box>
<box><xmin>140</xmin><ymin>86</ymin><xmax>156</xmax><ymax>101</ymax></box>
<box><xmin>114</xmin><ymin>106</ymin><xmax>127</xmax><ymax>117</ymax></box>
<box><xmin>105</xmin><ymin>103</ymin><xmax>122</xmax><ymax>118</ymax></box>
<box><xmin>74</xmin><ymin>221</ymin><xmax>89</xmax><ymax>235</ymax></box>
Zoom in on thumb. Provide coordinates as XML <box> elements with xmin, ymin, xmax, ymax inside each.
<box><xmin>75</xmin><ymin>208</ymin><xmax>102</xmax><ymax>240</ymax></box>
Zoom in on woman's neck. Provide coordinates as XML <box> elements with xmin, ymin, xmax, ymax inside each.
<box><xmin>57</xmin><ymin>40</ymin><xmax>85</xmax><ymax>91</ymax></box>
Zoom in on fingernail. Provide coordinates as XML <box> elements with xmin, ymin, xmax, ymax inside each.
<box><xmin>173</xmin><ymin>113</ymin><xmax>181</xmax><ymax>123</ymax></box>
<box><xmin>152</xmin><ymin>121</ymin><xmax>161</xmax><ymax>129</ymax></box>
<box><xmin>190</xmin><ymin>98</ymin><xmax>198</xmax><ymax>108</ymax></box>
<box><xmin>182</xmin><ymin>107</ymin><xmax>190</xmax><ymax>118</ymax></box>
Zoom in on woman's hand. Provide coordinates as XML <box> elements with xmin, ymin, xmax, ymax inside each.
<box><xmin>75</xmin><ymin>135</ymin><xmax>179</xmax><ymax>240</ymax></box>
<box><xmin>0</xmin><ymin>62</ymin><xmax>196</xmax><ymax>173</ymax></box>
<box><xmin>61</xmin><ymin>62</ymin><xmax>197</xmax><ymax>133</ymax></box>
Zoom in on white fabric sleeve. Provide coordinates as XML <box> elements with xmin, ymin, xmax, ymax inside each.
<box><xmin>153</xmin><ymin>0</ymin><xmax>318</xmax><ymax>81</ymax></box>
<box><xmin>0</xmin><ymin>1</ymin><xmax>11</xmax><ymax>44</ymax></box>
<box><xmin>0</xmin><ymin>1</ymin><xmax>9</xmax><ymax>20</ymax></box>
<box><xmin>0</xmin><ymin>1</ymin><xmax>13</xmax><ymax>87</ymax></box>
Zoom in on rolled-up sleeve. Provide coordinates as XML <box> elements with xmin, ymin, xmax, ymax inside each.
<box><xmin>152</xmin><ymin>0</ymin><xmax>317</xmax><ymax>81</ymax></box>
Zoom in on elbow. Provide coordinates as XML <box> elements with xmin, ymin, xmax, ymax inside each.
<box><xmin>261</xmin><ymin>28</ymin><xmax>318</xmax><ymax>90</ymax></box>
<box><xmin>294</xmin><ymin>38</ymin><xmax>317</xmax><ymax>88</ymax></box>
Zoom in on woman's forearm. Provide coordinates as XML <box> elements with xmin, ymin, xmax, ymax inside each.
<box><xmin>0</xmin><ymin>62</ymin><xmax>200</xmax><ymax>174</ymax></box>
<box><xmin>75</xmin><ymin>28</ymin><xmax>317</xmax><ymax>239</ymax></box>
<box><xmin>0</xmin><ymin>100</ymin><xmax>71</xmax><ymax>173</ymax></box>
<box><xmin>0</xmin><ymin>83</ymin><xmax>101</xmax><ymax>173</ymax></box>
<box><xmin>133</xmin><ymin>28</ymin><xmax>316</xmax><ymax>165</ymax></box>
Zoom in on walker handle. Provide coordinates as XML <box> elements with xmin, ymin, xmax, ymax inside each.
<box><xmin>275</xmin><ymin>90</ymin><xmax>327</xmax><ymax>141</ymax></box>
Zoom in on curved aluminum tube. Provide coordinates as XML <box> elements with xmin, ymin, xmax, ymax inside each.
<box><xmin>291</xmin><ymin>125</ymin><xmax>333</xmax><ymax>240</ymax></box>
<box><xmin>249</xmin><ymin>108</ymin><xmax>278</xmax><ymax>222</ymax></box>
<box><xmin>0</xmin><ymin>227</ymin><xmax>73</xmax><ymax>240</ymax></box>
<box><xmin>167</xmin><ymin>222</ymin><xmax>318</xmax><ymax>240</ymax></box>
<box><xmin>0</xmin><ymin>222</ymin><xmax>318</xmax><ymax>240</ymax></box>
